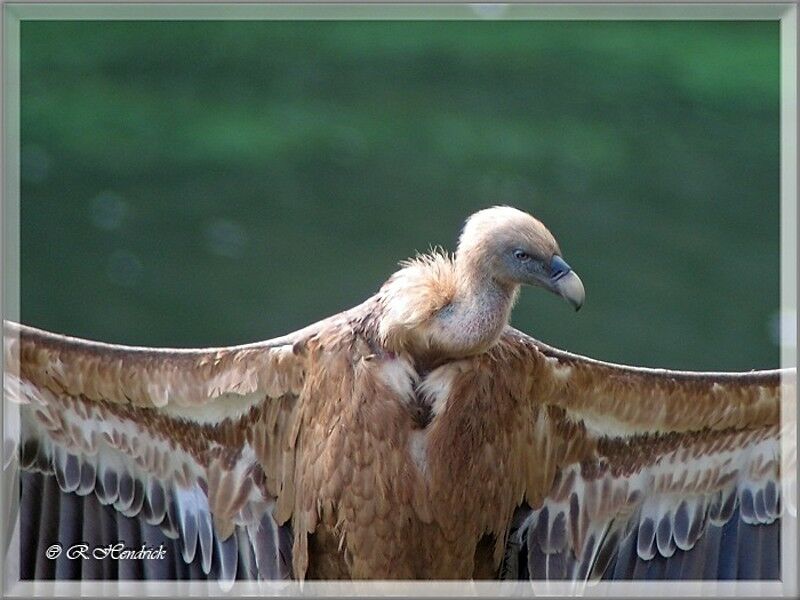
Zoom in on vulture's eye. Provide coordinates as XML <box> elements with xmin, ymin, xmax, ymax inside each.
<box><xmin>513</xmin><ymin>250</ymin><xmax>530</xmax><ymax>262</ymax></box>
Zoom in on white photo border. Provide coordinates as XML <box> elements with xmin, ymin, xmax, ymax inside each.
<box><xmin>1</xmin><ymin>2</ymin><xmax>796</xmax><ymax>597</ymax></box>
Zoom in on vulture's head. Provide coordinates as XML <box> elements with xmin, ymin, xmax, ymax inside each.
<box><xmin>456</xmin><ymin>206</ymin><xmax>585</xmax><ymax>311</ymax></box>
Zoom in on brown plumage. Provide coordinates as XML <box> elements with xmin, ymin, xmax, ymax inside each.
<box><xmin>4</xmin><ymin>206</ymin><xmax>795</xmax><ymax>582</ymax></box>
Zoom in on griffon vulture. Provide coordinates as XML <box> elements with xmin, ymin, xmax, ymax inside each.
<box><xmin>4</xmin><ymin>206</ymin><xmax>796</xmax><ymax>584</ymax></box>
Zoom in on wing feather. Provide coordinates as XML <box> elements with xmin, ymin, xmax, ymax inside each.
<box><xmin>3</xmin><ymin>318</ymin><xmax>330</xmax><ymax>582</ymax></box>
<box><xmin>4</xmin><ymin>320</ymin><xmax>316</xmax><ymax>409</ymax></box>
<box><xmin>495</xmin><ymin>328</ymin><xmax>795</xmax><ymax>582</ymax></box>
<box><xmin>516</xmin><ymin>328</ymin><xmax>787</xmax><ymax>434</ymax></box>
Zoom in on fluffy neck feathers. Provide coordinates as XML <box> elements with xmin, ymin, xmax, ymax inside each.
<box><xmin>378</xmin><ymin>251</ymin><xmax>519</xmax><ymax>360</ymax></box>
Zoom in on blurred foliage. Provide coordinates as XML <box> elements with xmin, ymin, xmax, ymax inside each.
<box><xmin>19</xmin><ymin>19</ymin><xmax>780</xmax><ymax>370</ymax></box>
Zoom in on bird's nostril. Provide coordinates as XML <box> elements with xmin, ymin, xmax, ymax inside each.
<box><xmin>549</xmin><ymin>255</ymin><xmax>572</xmax><ymax>280</ymax></box>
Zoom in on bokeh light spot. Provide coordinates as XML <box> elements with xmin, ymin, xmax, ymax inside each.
<box><xmin>106</xmin><ymin>250</ymin><xmax>143</xmax><ymax>288</ymax></box>
<box><xmin>90</xmin><ymin>191</ymin><xmax>129</xmax><ymax>231</ymax></box>
<box><xmin>768</xmin><ymin>309</ymin><xmax>796</xmax><ymax>349</ymax></box>
<box><xmin>204</xmin><ymin>218</ymin><xmax>248</xmax><ymax>258</ymax></box>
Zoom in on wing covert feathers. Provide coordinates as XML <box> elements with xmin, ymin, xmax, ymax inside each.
<box><xmin>4</xmin><ymin>319</ymin><xmax>319</xmax><ymax>581</ymax></box>
<box><xmin>509</xmin><ymin>328</ymin><xmax>788</xmax><ymax>436</ymax></box>
<box><xmin>5</xmin><ymin>317</ymin><xmax>795</xmax><ymax>582</ymax></box>
<box><xmin>497</xmin><ymin>328</ymin><xmax>795</xmax><ymax>583</ymax></box>
<box><xmin>4</xmin><ymin>321</ymin><xmax>309</xmax><ymax>408</ymax></box>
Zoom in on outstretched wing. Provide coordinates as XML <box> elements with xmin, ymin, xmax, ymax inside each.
<box><xmin>499</xmin><ymin>329</ymin><xmax>796</xmax><ymax>584</ymax></box>
<box><xmin>3</xmin><ymin>319</ymin><xmax>327</xmax><ymax>583</ymax></box>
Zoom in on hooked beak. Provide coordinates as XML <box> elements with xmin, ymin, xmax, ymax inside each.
<box><xmin>549</xmin><ymin>255</ymin><xmax>585</xmax><ymax>311</ymax></box>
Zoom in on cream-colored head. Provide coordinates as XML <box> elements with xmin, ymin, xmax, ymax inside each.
<box><xmin>455</xmin><ymin>206</ymin><xmax>585</xmax><ymax>310</ymax></box>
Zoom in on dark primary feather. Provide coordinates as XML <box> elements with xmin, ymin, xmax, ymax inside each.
<box><xmin>506</xmin><ymin>503</ymin><xmax>785</xmax><ymax>581</ymax></box>
<box><xmin>24</xmin><ymin>468</ymin><xmax>789</xmax><ymax>583</ymax></box>
<box><xmin>19</xmin><ymin>470</ymin><xmax>293</xmax><ymax>583</ymax></box>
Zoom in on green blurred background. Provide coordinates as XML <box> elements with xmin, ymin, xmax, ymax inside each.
<box><xmin>19</xmin><ymin>19</ymin><xmax>780</xmax><ymax>370</ymax></box>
